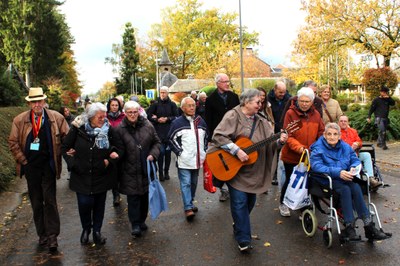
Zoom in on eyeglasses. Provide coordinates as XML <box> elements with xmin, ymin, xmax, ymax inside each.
<box><xmin>298</xmin><ymin>100</ymin><xmax>312</xmax><ymax>104</ymax></box>
<box><xmin>126</xmin><ymin>111</ymin><xmax>139</xmax><ymax>116</ymax></box>
<box><xmin>218</xmin><ymin>80</ymin><xmax>230</xmax><ymax>83</ymax></box>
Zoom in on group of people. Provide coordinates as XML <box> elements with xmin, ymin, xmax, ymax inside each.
<box><xmin>8</xmin><ymin>76</ymin><xmax>394</xmax><ymax>253</ymax></box>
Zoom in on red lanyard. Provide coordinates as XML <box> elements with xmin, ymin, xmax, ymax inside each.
<box><xmin>31</xmin><ymin>111</ymin><xmax>43</xmax><ymax>139</ymax></box>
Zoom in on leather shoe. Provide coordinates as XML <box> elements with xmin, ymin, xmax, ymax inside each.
<box><xmin>93</xmin><ymin>232</ymin><xmax>106</xmax><ymax>245</ymax></box>
<box><xmin>48</xmin><ymin>235</ymin><xmax>58</xmax><ymax>252</ymax></box>
<box><xmin>39</xmin><ymin>235</ymin><xmax>48</xmax><ymax>246</ymax></box>
<box><xmin>132</xmin><ymin>225</ymin><xmax>142</xmax><ymax>237</ymax></box>
<box><xmin>113</xmin><ymin>194</ymin><xmax>121</xmax><ymax>207</ymax></box>
<box><xmin>159</xmin><ymin>171</ymin><xmax>165</xmax><ymax>181</ymax></box>
<box><xmin>80</xmin><ymin>229</ymin><xmax>91</xmax><ymax>244</ymax></box>
<box><xmin>164</xmin><ymin>172</ymin><xmax>170</xmax><ymax>180</ymax></box>
<box><xmin>140</xmin><ymin>223</ymin><xmax>148</xmax><ymax>231</ymax></box>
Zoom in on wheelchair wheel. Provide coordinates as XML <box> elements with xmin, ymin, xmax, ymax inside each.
<box><xmin>302</xmin><ymin>209</ymin><xmax>317</xmax><ymax>237</ymax></box>
<box><xmin>323</xmin><ymin>229</ymin><xmax>333</xmax><ymax>248</ymax></box>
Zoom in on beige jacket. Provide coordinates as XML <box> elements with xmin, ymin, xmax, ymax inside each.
<box><xmin>207</xmin><ymin>106</ymin><xmax>278</xmax><ymax>194</ymax></box>
<box><xmin>8</xmin><ymin>109</ymin><xmax>69</xmax><ymax>178</ymax></box>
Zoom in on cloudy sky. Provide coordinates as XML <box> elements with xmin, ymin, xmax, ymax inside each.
<box><xmin>59</xmin><ymin>0</ymin><xmax>305</xmax><ymax>94</ymax></box>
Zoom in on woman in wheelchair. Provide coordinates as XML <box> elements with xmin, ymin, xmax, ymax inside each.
<box><xmin>310</xmin><ymin>123</ymin><xmax>389</xmax><ymax>241</ymax></box>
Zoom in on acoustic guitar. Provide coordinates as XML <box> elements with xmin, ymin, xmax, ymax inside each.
<box><xmin>206</xmin><ymin>120</ymin><xmax>301</xmax><ymax>181</ymax></box>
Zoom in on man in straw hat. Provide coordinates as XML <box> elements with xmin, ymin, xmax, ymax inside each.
<box><xmin>8</xmin><ymin>87</ymin><xmax>69</xmax><ymax>252</ymax></box>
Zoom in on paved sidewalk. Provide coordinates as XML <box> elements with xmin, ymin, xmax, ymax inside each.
<box><xmin>372</xmin><ymin>141</ymin><xmax>400</xmax><ymax>168</ymax></box>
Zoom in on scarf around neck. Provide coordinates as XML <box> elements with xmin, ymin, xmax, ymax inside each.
<box><xmin>85</xmin><ymin>118</ymin><xmax>110</xmax><ymax>149</ymax></box>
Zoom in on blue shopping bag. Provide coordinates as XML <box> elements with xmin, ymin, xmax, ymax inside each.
<box><xmin>147</xmin><ymin>160</ymin><xmax>168</xmax><ymax>220</ymax></box>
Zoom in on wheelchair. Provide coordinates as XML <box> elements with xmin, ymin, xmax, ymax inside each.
<box><xmin>301</xmin><ymin>171</ymin><xmax>391</xmax><ymax>248</ymax></box>
<box><xmin>359</xmin><ymin>143</ymin><xmax>389</xmax><ymax>192</ymax></box>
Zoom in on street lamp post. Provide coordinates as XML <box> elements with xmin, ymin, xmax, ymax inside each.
<box><xmin>239</xmin><ymin>0</ymin><xmax>244</xmax><ymax>92</ymax></box>
<box><xmin>155</xmin><ymin>48</ymin><xmax>159</xmax><ymax>94</ymax></box>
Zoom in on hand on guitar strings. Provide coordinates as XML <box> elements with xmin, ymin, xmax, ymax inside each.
<box><xmin>236</xmin><ymin>149</ymin><xmax>249</xmax><ymax>162</ymax></box>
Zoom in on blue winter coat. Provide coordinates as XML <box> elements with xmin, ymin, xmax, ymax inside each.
<box><xmin>310</xmin><ymin>136</ymin><xmax>360</xmax><ymax>183</ymax></box>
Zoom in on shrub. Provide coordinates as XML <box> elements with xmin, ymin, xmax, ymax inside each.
<box><xmin>0</xmin><ymin>70</ymin><xmax>24</xmax><ymax>107</ymax></box>
<box><xmin>362</xmin><ymin>67</ymin><xmax>398</xmax><ymax>99</ymax></box>
<box><xmin>0</xmin><ymin>107</ymin><xmax>29</xmax><ymax>191</ymax></box>
<box><xmin>200</xmin><ymin>86</ymin><xmax>217</xmax><ymax>96</ymax></box>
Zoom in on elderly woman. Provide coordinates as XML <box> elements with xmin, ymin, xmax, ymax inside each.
<box><xmin>279</xmin><ymin>87</ymin><xmax>325</xmax><ymax>217</ymax></box>
<box><xmin>113</xmin><ymin>101</ymin><xmax>161</xmax><ymax>237</ymax></box>
<box><xmin>62</xmin><ymin>102</ymin><xmax>119</xmax><ymax>245</ymax></box>
<box><xmin>207</xmin><ymin>88</ymin><xmax>287</xmax><ymax>252</ymax></box>
<box><xmin>319</xmin><ymin>85</ymin><xmax>343</xmax><ymax>124</ymax></box>
<box><xmin>195</xmin><ymin>92</ymin><xmax>207</xmax><ymax>119</ymax></box>
<box><xmin>107</xmin><ymin>97</ymin><xmax>126</xmax><ymax>206</ymax></box>
<box><xmin>310</xmin><ymin>123</ymin><xmax>389</xmax><ymax>241</ymax></box>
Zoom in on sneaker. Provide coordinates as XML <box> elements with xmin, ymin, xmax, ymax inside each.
<box><xmin>192</xmin><ymin>206</ymin><xmax>198</xmax><ymax>213</ymax></box>
<box><xmin>238</xmin><ymin>242</ymin><xmax>253</xmax><ymax>253</ymax></box>
<box><xmin>279</xmin><ymin>204</ymin><xmax>291</xmax><ymax>217</ymax></box>
<box><xmin>219</xmin><ymin>189</ymin><xmax>229</xmax><ymax>202</ymax></box>
<box><xmin>369</xmin><ymin>177</ymin><xmax>382</xmax><ymax>188</ymax></box>
<box><xmin>343</xmin><ymin>224</ymin><xmax>360</xmax><ymax>241</ymax></box>
<box><xmin>185</xmin><ymin>210</ymin><xmax>195</xmax><ymax>221</ymax></box>
<box><xmin>364</xmin><ymin>222</ymin><xmax>389</xmax><ymax>240</ymax></box>
<box><xmin>271</xmin><ymin>178</ymin><xmax>278</xmax><ymax>186</ymax></box>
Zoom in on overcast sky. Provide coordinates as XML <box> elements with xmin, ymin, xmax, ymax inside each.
<box><xmin>59</xmin><ymin>0</ymin><xmax>305</xmax><ymax>94</ymax></box>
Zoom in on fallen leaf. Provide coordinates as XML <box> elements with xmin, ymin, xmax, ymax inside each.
<box><xmin>339</xmin><ymin>259</ymin><xmax>345</xmax><ymax>264</ymax></box>
<box><xmin>252</xmin><ymin>234</ymin><xmax>260</xmax><ymax>240</ymax></box>
<box><xmin>276</xmin><ymin>220</ymin><xmax>283</xmax><ymax>224</ymax></box>
<box><xmin>264</xmin><ymin>242</ymin><xmax>271</xmax><ymax>247</ymax></box>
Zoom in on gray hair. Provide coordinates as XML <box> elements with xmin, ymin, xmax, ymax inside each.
<box><xmin>215</xmin><ymin>73</ymin><xmax>228</xmax><ymax>84</ymax></box>
<box><xmin>124</xmin><ymin>100</ymin><xmax>140</xmax><ymax>112</ymax></box>
<box><xmin>303</xmin><ymin>80</ymin><xmax>317</xmax><ymax>88</ymax></box>
<box><xmin>181</xmin><ymin>97</ymin><xmax>195</xmax><ymax>108</ymax></box>
<box><xmin>198</xmin><ymin>91</ymin><xmax>207</xmax><ymax>99</ymax></box>
<box><xmin>160</xmin><ymin>86</ymin><xmax>169</xmax><ymax>93</ymax></box>
<box><xmin>297</xmin><ymin>87</ymin><xmax>315</xmax><ymax>101</ymax></box>
<box><xmin>239</xmin><ymin>88</ymin><xmax>260</xmax><ymax>106</ymax></box>
<box><xmin>324</xmin><ymin>122</ymin><xmax>341</xmax><ymax>135</ymax></box>
<box><xmin>86</xmin><ymin>102</ymin><xmax>107</xmax><ymax>120</ymax></box>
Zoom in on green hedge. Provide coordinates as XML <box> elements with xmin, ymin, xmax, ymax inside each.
<box><xmin>345</xmin><ymin>108</ymin><xmax>400</xmax><ymax>141</ymax></box>
<box><xmin>0</xmin><ymin>107</ymin><xmax>28</xmax><ymax>192</ymax></box>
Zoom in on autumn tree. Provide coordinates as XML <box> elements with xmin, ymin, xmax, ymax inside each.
<box><xmin>299</xmin><ymin>0</ymin><xmax>400</xmax><ymax>67</ymax></box>
<box><xmin>149</xmin><ymin>0</ymin><xmax>259</xmax><ymax>79</ymax></box>
<box><xmin>98</xmin><ymin>81</ymin><xmax>117</xmax><ymax>103</ymax></box>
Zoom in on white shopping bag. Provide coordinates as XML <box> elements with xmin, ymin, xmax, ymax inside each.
<box><xmin>283</xmin><ymin>149</ymin><xmax>311</xmax><ymax>210</ymax></box>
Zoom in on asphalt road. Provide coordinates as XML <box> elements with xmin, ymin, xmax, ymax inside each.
<box><xmin>0</xmin><ymin>158</ymin><xmax>399</xmax><ymax>266</ymax></box>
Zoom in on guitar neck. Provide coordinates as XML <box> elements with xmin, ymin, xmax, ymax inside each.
<box><xmin>243</xmin><ymin>133</ymin><xmax>280</xmax><ymax>154</ymax></box>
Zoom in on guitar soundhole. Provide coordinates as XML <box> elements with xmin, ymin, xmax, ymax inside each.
<box><xmin>218</xmin><ymin>153</ymin><xmax>229</xmax><ymax>171</ymax></box>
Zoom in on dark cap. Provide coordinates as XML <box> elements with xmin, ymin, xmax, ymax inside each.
<box><xmin>380</xmin><ymin>86</ymin><xmax>389</xmax><ymax>93</ymax></box>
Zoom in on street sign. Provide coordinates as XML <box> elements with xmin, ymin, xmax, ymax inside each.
<box><xmin>146</xmin><ymin>89</ymin><xmax>156</xmax><ymax>100</ymax></box>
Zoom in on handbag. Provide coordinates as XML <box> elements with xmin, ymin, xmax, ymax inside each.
<box><xmin>203</xmin><ymin>161</ymin><xmax>216</xmax><ymax>193</ymax></box>
<box><xmin>283</xmin><ymin>149</ymin><xmax>311</xmax><ymax>210</ymax></box>
<box><xmin>147</xmin><ymin>160</ymin><xmax>168</xmax><ymax>220</ymax></box>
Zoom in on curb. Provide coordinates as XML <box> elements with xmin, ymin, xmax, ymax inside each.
<box><xmin>0</xmin><ymin>177</ymin><xmax>27</xmax><ymax>226</ymax></box>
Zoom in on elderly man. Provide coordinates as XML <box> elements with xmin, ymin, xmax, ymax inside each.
<box><xmin>168</xmin><ymin>97</ymin><xmax>208</xmax><ymax>221</ymax></box>
<box><xmin>338</xmin><ymin>115</ymin><xmax>381</xmax><ymax>188</ymax></box>
<box><xmin>9</xmin><ymin>87</ymin><xmax>69</xmax><ymax>251</ymax></box>
<box><xmin>267</xmin><ymin>80</ymin><xmax>292</xmax><ymax>185</ymax></box>
<box><xmin>146</xmin><ymin>86</ymin><xmax>179</xmax><ymax>181</ymax></box>
<box><xmin>205</xmin><ymin>73</ymin><xmax>240</xmax><ymax>202</ymax></box>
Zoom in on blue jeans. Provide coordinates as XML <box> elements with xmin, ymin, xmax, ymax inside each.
<box><xmin>359</xmin><ymin>152</ymin><xmax>374</xmax><ymax>177</ymax></box>
<box><xmin>333</xmin><ymin>181</ymin><xmax>370</xmax><ymax>224</ymax></box>
<box><xmin>375</xmin><ymin>117</ymin><xmax>388</xmax><ymax>147</ymax></box>
<box><xmin>177</xmin><ymin>168</ymin><xmax>199</xmax><ymax>211</ymax></box>
<box><xmin>76</xmin><ymin>192</ymin><xmax>107</xmax><ymax>232</ymax></box>
<box><xmin>227</xmin><ymin>183</ymin><xmax>257</xmax><ymax>244</ymax></box>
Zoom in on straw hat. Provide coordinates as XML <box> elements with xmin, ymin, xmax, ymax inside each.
<box><xmin>25</xmin><ymin>87</ymin><xmax>47</xmax><ymax>102</ymax></box>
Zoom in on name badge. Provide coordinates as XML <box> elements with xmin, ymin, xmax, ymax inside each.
<box><xmin>30</xmin><ymin>142</ymin><xmax>40</xmax><ymax>151</ymax></box>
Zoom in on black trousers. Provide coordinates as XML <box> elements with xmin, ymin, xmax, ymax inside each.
<box><xmin>127</xmin><ymin>193</ymin><xmax>149</xmax><ymax>228</ymax></box>
<box><xmin>280</xmin><ymin>163</ymin><xmax>296</xmax><ymax>204</ymax></box>
<box><xmin>25</xmin><ymin>163</ymin><xmax>60</xmax><ymax>238</ymax></box>
<box><xmin>76</xmin><ymin>191</ymin><xmax>107</xmax><ymax>232</ymax></box>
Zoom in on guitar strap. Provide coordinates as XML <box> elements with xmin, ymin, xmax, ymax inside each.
<box><xmin>249</xmin><ymin>116</ymin><xmax>257</xmax><ymax>140</ymax></box>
